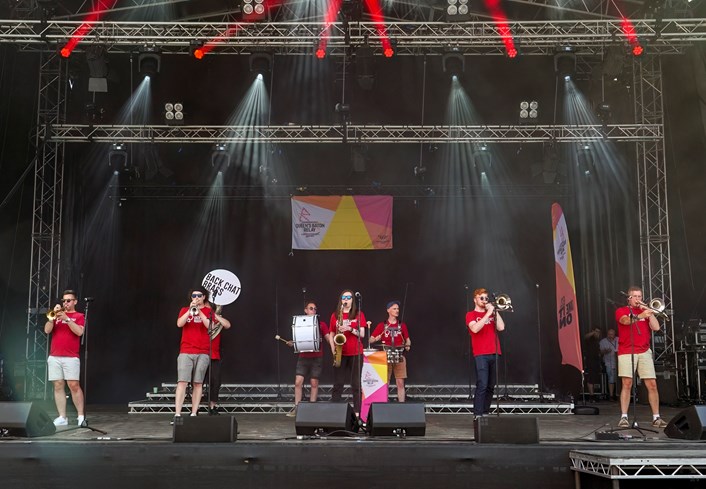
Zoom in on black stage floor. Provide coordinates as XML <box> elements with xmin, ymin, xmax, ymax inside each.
<box><xmin>1</xmin><ymin>402</ymin><xmax>704</xmax><ymax>489</ymax></box>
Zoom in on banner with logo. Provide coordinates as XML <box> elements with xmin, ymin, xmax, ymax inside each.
<box><xmin>552</xmin><ymin>203</ymin><xmax>583</xmax><ymax>373</ymax></box>
<box><xmin>291</xmin><ymin>196</ymin><xmax>393</xmax><ymax>250</ymax></box>
<box><xmin>360</xmin><ymin>349</ymin><xmax>388</xmax><ymax>422</ymax></box>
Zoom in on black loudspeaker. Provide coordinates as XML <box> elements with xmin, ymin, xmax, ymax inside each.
<box><xmin>172</xmin><ymin>415</ymin><xmax>237</xmax><ymax>442</ymax></box>
<box><xmin>368</xmin><ymin>403</ymin><xmax>426</xmax><ymax>436</ymax></box>
<box><xmin>665</xmin><ymin>405</ymin><xmax>706</xmax><ymax>440</ymax></box>
<box><xmin>474</xmin><ymin>416</ymin><xmax>539</xmax><ymax>444</ymax></box>
<box><xmin>0</xmin><ymin>402</ymin><xmax>56</xmax><ymax>437</ymax></box>
<box><xmin>295</xmin><ymin>402</ymin><xmax>355</xmax><ymax>436</ymax></box>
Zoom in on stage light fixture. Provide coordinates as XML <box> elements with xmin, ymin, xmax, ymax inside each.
<box><xmin>138</xmin><ymin>47</ymin><xmax>160</xmax><ymax>78</ymax></box>
<box><xmin>446</xmin><ymin>0</ymin><xmax>471</xmax><ymax>21</ymax></box>
<box><xmin>164</xmin><ymin>102</ymin><xmax>184</xmax><ymax>125</ymax></box>
<box><xmin>249</xmin><ymin>52</ymin><xmax>273</xmax><ymax>74</ymax></box>
<box><xmin>442</xmin><ymin>50</ymin><xmax>465</xmax><ymax>78</ymax></box>
<box><xmin>190</xmin><ymin>40</ymin><xmax>205</xmax><ymax>60</ymax></box>
<box><xmin>315</xmin><ymin>45</ymin><xmax>327</xmax><ymax>59</ymax></box>
<box><xmin>108</xmin><ymin>143</ymin><xmax>128</xmax><ymax>169</ymax></box>
<box><xmin>211</xmin><ymin>143</ymin><xmax>231</xmax><ymax>167</ymax></box>
<box><xmin>554</xmin><ymin>46</ymin><xmax>576</xmax><ymax>80</ymax></box>
<box><xmin>242</xmin><ymin>0</ymin><xmax>266</xmax><ymax>20</ymax></box>
<box><xmin>472</xmin><ymin>144</ymin><xmax>491</xmax><ymax>174</ymax></box>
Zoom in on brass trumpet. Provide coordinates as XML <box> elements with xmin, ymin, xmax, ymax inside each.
<box><xmin>46</xmin><ymin>307</ymin><xmax>65</xmax><ymax>321</ymax></box>
<box><xmin>333</xmin><ymin>333</ymin><xmax>346</xmax><ymax>368</ymax></box>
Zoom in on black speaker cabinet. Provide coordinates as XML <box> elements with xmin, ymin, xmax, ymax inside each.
<box><xmin>295</xmin><ymin>402</ymin><xmax>355</xmax><ymax>436</ymax></box>
<box><xmin>474</xmin><ymin>416</ymin><xmax>539</xmax><ymax>444</ymax></box>
<box><xmin>172</xmin><ymin>415</ymin><xmax>237</xmax><ymax>442</ymax></box>
<box><xmin>0</xmin><ymin>402</ymin><xmax>56</xmax><ymax>437</ymax></box>
<box><xmin>368</xmin><ymin>403</ymin><xmax>426</xmax><ymax>436</ymax></box>
<box><xmin>665</xmin><ymin>405</ymin><xmax>706</xmax><ymax>440</ymax></box>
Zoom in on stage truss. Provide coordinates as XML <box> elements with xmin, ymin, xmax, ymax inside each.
<box><xmin>570</xmin><ymin>450</ymin><xmax>706</xmax><ymax>483</ymax></box>
<box><xmin>15</xmin><ymin>17</ymin><xmax>678</xmax><ymax>400</ymax></box>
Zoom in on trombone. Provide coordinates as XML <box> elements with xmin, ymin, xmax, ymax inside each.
<box><xmin>492</xmin><ymin>293</ymin><xmax>513</xmax><ymax>312</ymax></box>
<box><xmin>637</xmin><ymin>298</ymin><xmax>670</xmax><ymax>321</ymax></box>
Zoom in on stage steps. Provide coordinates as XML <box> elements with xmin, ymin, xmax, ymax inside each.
<box><xmin>128</xmin><ymin>383</ymin><xmax>573</xmax><ymax>415</ymax></box>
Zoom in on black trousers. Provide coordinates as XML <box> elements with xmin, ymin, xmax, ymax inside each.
<box><xmin>207</xmin><ymin>359</ymin><xmax>222</xmax><ymax>403</ymax></box>
<box><xmin>331</xmin><ymin>355</ymin><xmax>362</xmax><ymax>413</ymax></box>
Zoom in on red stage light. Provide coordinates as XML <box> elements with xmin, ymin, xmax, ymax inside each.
<box><xmin>632</xmin><ymin>44</ymin><xmax>643</xmax><ymax>56</ymax></box>
<box><xmin>507</xmin><ymin>47</ymin><xmax>518</xmax><ymax>58</ymax></box>
<box><xmin>315</xmin><ymin>48</ymin><xmax>326</xmax><ymax>59</ymax></box>
<box><xmin>193</xmin><ymin>48</ymin><xmax>204</xmax><ymax>60</ymax></box>
<box><xmin>60</xmin><ymin>47</ymin><xmax>71</xmax><ymax>58</ymax></box>
<box><xmin>383</xmin><ymin>47</ymin><xmax>394</xmax><ymax>58</ymax></box>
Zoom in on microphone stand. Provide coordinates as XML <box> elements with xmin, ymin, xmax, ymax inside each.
<box><xmin>465</xmin><ymin>285</ymin><xmax>473</xmax><ymax>402</ymax></box>
<box><xmin>535</xmin><ymin>284</ymin><xmax>545</xmax><ymax>403</ymax></box>
<box><xmin>355</xmin><ymin>294</ymin><xmax>363</xmax><ymax>423</ymax></box>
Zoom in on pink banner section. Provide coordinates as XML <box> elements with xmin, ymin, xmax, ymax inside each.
<box><xmin>552</xmin><ymin>203</ymin><xmax>583</xmax><ymax>373</ymax></box>
<box><xmin>360</xmin><ymin>350</ymin><xmax>388</xmax><ymax>422</ymax></box>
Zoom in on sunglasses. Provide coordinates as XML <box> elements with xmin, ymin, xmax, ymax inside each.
<box><xmin>62</xmin><ymin>299</ymin><xmax>74</xmax><ymax>303</ymax></box>
<box><xmin>191</xmin><ymin>293</ymin><xmax>204</xmax><ymax>298</ymax></box>
<box><xmin>341</xmin><ymin>295</ymin><xmax>353</xmax><ymax>300</ymax></box>
<box><xmin>307</xmin><ymin>306</ymin><xmax>317</xmax><ymax>311</ymax></box>
<box><xmin>478</xmin><ymin>296</ymin><xmax>489</xmax><ymax>301</ymax></box>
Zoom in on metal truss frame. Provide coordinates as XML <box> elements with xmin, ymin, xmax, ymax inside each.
<box><xmin>24</xmin><ymin>51</ymin><xmax>67</xmax><ymax>401</ymax></box>
<box><xmin>571</xmin><ymin>450</ymin><xmax>706</xmax><ymax>480</ymax></box>
<box><xmin>633</xmin><ymin>56</ymin><xmax>675</xmax><ymax>368</ymax></box>
<box><xmin>1</xmin><ymin>19</ymin><xmax>706</xmax><ymax>55</ymax></box>
<box><xmin>46</xmin><ymin>123</ymin><xmax>662</xmax><ymax>144</ymax></box>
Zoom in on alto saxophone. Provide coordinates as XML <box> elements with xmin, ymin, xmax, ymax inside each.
<box><xmin>333</xmin><ymin>308</ymin><xmax>346</xmax><ymax>367</ymax></box>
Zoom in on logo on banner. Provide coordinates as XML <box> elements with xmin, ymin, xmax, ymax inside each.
<box><xmin>558</xmin><ymin>296</ymin><xmax>575</xmax><ymax>329</ymax></box>
<box><xmin>294</xmin><ymin>206</ymin><xmax>325</xmax><ymax>237</ymax></box>
<box><xmin>557</xmin><ymin>227</ymin><xmax>567</xmax><ymax>261</ymax></box>
<box><xmin>202</xmin><ymin>269</ymin><xmax>241</xmax><ymax>306</ymax></box>
<box><xmin>363</xmin><ymin>370</ymin><xmax>380</xmax><ymax>388</ymax></box>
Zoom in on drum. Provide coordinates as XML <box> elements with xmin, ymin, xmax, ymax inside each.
<box><xmin>291</xmin><ymin>315</ymin><xmax>320</xmax><ymax>353</ymax></box>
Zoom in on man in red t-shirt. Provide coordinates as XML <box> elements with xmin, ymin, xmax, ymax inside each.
<box><xmin>615</xmin><ymin>285</ymin><xmax>667</xmax><ymax>429</ymax></box>
<box><xmin>174</xmin><ymin>287</ymin><xmax>212</xmax><ymax>420</ymax></box>
<box><xmin>44</xmin><ymin>289</ymin><xmax>86</xmax><ymax>427</ymax></box>
<box><xmin>465</xmin><ymin>288</ymin><xmax>505</xmax><ymax>419</ymax></box>
<box><xmin>370</xmin><ymin>300</ymin><xmax>411</xmax><ymax>402</ymax></box>
<box><xmin>285</xmin><ymin>300</ymin><xmax>330</xmax><ymax>416</ymax></box>
<box><xmin>328</xmin><ymin>290</ymin><xmax>366</xmax><ymax>414</ymax></box>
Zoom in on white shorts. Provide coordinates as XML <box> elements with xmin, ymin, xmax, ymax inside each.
<box><xmin>48</xmin><ymin>355</ymin><xmax>81</xmax><ymax>381</ymax></box>
<box><xmin>618</xmin><ymin>349</ymin><xmax>656</xmax><ymax>380</ymax></box>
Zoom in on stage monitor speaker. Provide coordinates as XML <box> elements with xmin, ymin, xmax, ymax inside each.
<box><xmin>0</xmin><ymin>402</ymin><xmax>56</xmax><ymax>437</ymax></box>
<box><xmin>295</xmin><ymin>402</ymin><xmax>355</xmax><ymax>436</ymax></box>
<box><xmin>665</xmin><ymin>405</ymin><xmax>706</xmax><ymax>440</ymax></box>
<box><xmin>172</xmin><ymin>415</ymin><xmax>237</xmax><ymax>442</ymax></box>
<box><xmin>474</xmin><ymin>416</ymin><xmax>539</xmax><ymax>444</ymax></box>
<box><xmin>368</xmin><ymin>402</ymin><xmax>426</xmax><ymax>436</ymax></box>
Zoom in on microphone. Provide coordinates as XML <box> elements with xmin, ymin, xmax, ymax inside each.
<box><xmin>355</xmin><ymin>292</ymin><xmax>362</xmax><ymax>299</ymax></box>
<box><xmin>619</xmin><ymin>291</ymin><xmax>629</xmax><ymax>297</ymax></box>
<box><xmin>83</xmin><ymin>297</ymin><xmax>95</xmax><ymax>303</ymax></box>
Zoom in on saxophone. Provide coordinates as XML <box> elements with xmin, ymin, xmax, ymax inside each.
<box><xmin>333</xmin><ymin>308</ymin><xmax>346</xmax><ymax>367</ymax></box>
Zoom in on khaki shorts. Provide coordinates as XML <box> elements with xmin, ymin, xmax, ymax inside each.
<box><xmin>177</xmin><ymin>353</ymin><xmax>210</xmax><ymax>383</ymax></box>
<box><xmin>388</xmin><ymin>356</ymin><xmax>407</xmax><ymax>380</ymax></box>
<box><xmin>618</xmin><ymin>349</ymin><xmax>656</xmax><ymax>380</ymax></box>
<box><xmin>47</xmin><ymin>355</ymin><xmax>80</xmax><ymax>381</ymax></box>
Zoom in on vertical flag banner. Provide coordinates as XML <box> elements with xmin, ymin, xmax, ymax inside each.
<box><xmin>552</xmin><ymin>203</ymin><xmax>583</xmax><ymax>372</ymax></box>
<box><xmin>360</xmin><ymin>349</ymin><xmax>388</xmax><ymax>422</ymax></box>
<box><xmin>291</xmin><ymin>196</ymin><xmax>393</xmax><ymax>250</ymax></box>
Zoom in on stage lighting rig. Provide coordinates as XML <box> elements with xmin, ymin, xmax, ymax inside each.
<box><xmin>554</xmin><ymin>46</ymin><xmax>576</xmax><ymax>81</ymax></box>
<box><xmin>211</xmin><ymin>143</ymin><xmax>231</xmax><ymax>167</ymax></box>
<box><xmin>190</xmin><ymin>40</ymin><xmax>205</xmax><ymax>60</ymax></box>
<box><xmin>108</xmin><ymin>143</ymin><xmax>128</xmax><ymax>170</ymax></box>
<box><xmin>242</xmin><ymin>0</ymin><xmax>266</xmax><ymax>20</ymax></box>
<box><xmin>164</xmin><ymin>103</ymin><xmax>184</xmax><ymax>125</ymax></box>
<box><xmin>249</xmin><ymin>52</ymin><xmax>273</xmax><ymax>74</ymax></box>
<box><xmin>519</xmin><ymin>100</ymin><xmax>539</xmax><ymax>122</ymax></box>
<box><xmin>472</xmin><ymin>144</ymin><xmax>491</xmax><ymax>175</ymax></box>
<box><xmin>138</xmin><ymin>47</ymin><xmax>161</xmax><ymax>79</ymax></box>
<box><xmin>446</xmin><ymin>0</ymin><xmax>471</xmax><ymax>21</ymax></box>
<box><xmin>442</xmin><ymin>49</ymin><xmax>465</xmax><ymax>78</ymax></box>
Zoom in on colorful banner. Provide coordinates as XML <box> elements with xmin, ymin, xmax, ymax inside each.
<box><xmin>291</xmin><ymin>196</ymin><xmax>393</xmax><ymax>250</ymax></box>
<box><xmin>360</xmin><ymin>349</ymin><xmax>388</xmax><ymax>422</ymax></box>
<box><xmin>552</xmin><ymin>203</ymin><xmax>583</xmax><ymax>373</ymax></box>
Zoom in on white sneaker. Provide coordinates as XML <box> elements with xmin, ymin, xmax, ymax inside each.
<box><xmin>53</xmin><ymin>416</ymin><xmax>68</xmax><ymax>426</ymax></box>
<box><xmin>77</xmin><ymin>415</ymin><xmax>86</xmax><ymax>427</ymax></box>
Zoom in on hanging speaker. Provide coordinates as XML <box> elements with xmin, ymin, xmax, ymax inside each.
<box><xmin>368</xmin><ymin>403</ymin><xmax>426</xmax><ymax>436</ymax></box>
<box><xmin>665</xmin><ymin>405</ymin><xmax>706</xmax><ymax>440</ymax></box>
<box><xmin>172</xmin><ymin>415</ymin><xmax>237</xmax><ymax>442</ymax></box>
<box><xmin>295</xmin><ymin>402</ymin><xmax>355</xmax><ymax>436</ymax></box>
<box><xmin>0</xmin><ymin>402</ymin><xmax>56</xmax><ymax>437</ymax></box>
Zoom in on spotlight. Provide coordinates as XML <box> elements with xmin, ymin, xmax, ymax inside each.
<box><xmin>631</xmin><ymin>40</ymin><xmax>644</xmax><ymax>57</ymax></box>
<box><xmin>446</xmin><ymin>0</ymin><xmax>471</xmax><ymax>21</ymax></box>
<box><xmin>164</xmin><ymin>102</ymin><xmax>184</xmax><ymax>125</ymax></box>
<box><xmin>190</xmin><ymin>40</ymin><xmax>205</xmax><ymax>60</ymax></box>
<box><xmin>576</xmin><ymin>144</ymin><xmax>594</xmax><ymax>176</ymax></box>
<box><xmin>506</xmin><ymin>47</ymin><xmax>518</xmax><ymax>59</ymax></box>
<box><xmin>442</xmin><ymin>50</ymin><xmax>465</xmax><ymax>78</ymax></box>
<box><xmin>211</xmin><ymin>143</ymin><xmax>230</xmax><ymax>167</ymax></box>
<box><xmin>472</xmin><ymin>144</ymin><xmax>491</xmax><ymax>174</ymax></box>
<box><xmin>249</xmin><ymin>52</ymin><xmax>273</xmax><ymax>74</ymax></box>
<box><xmin>108</xmin><ymin>143</ymin><xmax>128</xmax><ymax>169</ymax></box>
<box><xmin>138</xmin><ymin>47</ymin><xmax>160</xmax><ymax>78</ymax></box>
<box><xmin>242</xmin><ymin>0</ymin><xmax>266</xmax><ymax>20</ymax></box>
<box><xmin>315</xmin><ymin>44</ymin><xmax>327</xmax><ymax>59</ymax></box>
<box><xmin>554</xmin><ymin>46</ymin><xmax>576</xmax><ymax>80</ymax></box>
<box><xmin>86</xmin><ymin>45</ymin><xmax>109</xmax><ymax>93</ymax></box>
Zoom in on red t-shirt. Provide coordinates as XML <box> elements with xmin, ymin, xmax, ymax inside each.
<box><xmin>49</xmin><ymin>311</ymin><xmax>85</xmax><ymax>358</ymax></box>
<box><xmin>615</xmin><ymin>306</ymin><xmax>652</xmax><ymax>355</ymax></box>
<box><xmin>465</xmin><ymin>310</ymin><xmax>501</xmax><ymax>356</ymax></box>
<box><xmin>178</xmin><ymin>306</ymin><xmax>212</xmax><ymax>355</ymax></box>
<box><xmin>329</xmin><ymin>311</ymin><xmax>367</xmax><ymax>356</ymax></box>
<box><xmin>372</xmin><ymin>321</ymin><xmax>409</xmax><ymax>347</ymax></box>
<box><xmin>299</xmin><ymin>319</ymin><xmax>329</xmax><ymax>358</ymax></box>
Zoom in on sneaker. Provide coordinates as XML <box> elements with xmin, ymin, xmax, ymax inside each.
<box><xmin>190</xmin><ymin>412</ymin><xmax>197</xmax><ymax>417</ymax></box>
<box><xmin>617</xmin><ymin>417</ymin><xmax>630</xmax><ymax>428</ymax></box>
<box><xmin>170</xmin><ymin>414</ymin><xmax>181</xmax><ymax>426</ymax></box>
<box><xmin>77</xmin><ymin>415</ymin><xmax>86</xmax><ymax>427</ymax></box>
<box><xmin>652</xmin><ymin>417</ymin><xmax>668</xmax><ymax>428</ymax></box>
<box><xmin>208</xmin><ymin>407</ymin><xmax>220</xmax><ymax>416</ymax></box>
<box><xmin>286</xmin><ymin>407</ymin><xmax>297</xmax><ymax>417</ymax></box>
<box><xmin>53</xmin><ymin>416</ymin><xmax>68</xmax><ymax>426</ymax></box>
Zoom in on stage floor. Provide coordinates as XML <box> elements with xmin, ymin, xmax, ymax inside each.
<box><xmin>2</xmin><ymin>401</ymin><xmax>704</xmax><ymax>489</ymax></box>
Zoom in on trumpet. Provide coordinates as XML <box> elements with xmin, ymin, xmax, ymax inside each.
<box><xmin>189</xmin><ymin>306</ymin><xmax>199</xmax><ymax>316</ymax></box>
<box><xmin>637</xmin><ymin>298</ymin><xmax>670</xmax><ymax>321</ymax></box>
<box><xmin>333</xmin><ymin>333</ymin><xmax>346</xmax><ymax>368</ymax></box>
<box><xmin>46</xmin><ymin>307</ymin><xmax>66</xmax><ymax>321</ymax></box>
<box><xmin>493</xmin><ymin>293</ymin><xmax>513</xmax><ymax>312</ymax></box>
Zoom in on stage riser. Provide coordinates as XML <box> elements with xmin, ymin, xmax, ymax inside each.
<box><xmin>0</xmin><ymin>443</ymin><xmax>576</xmax><ymax>489</ymax></box>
